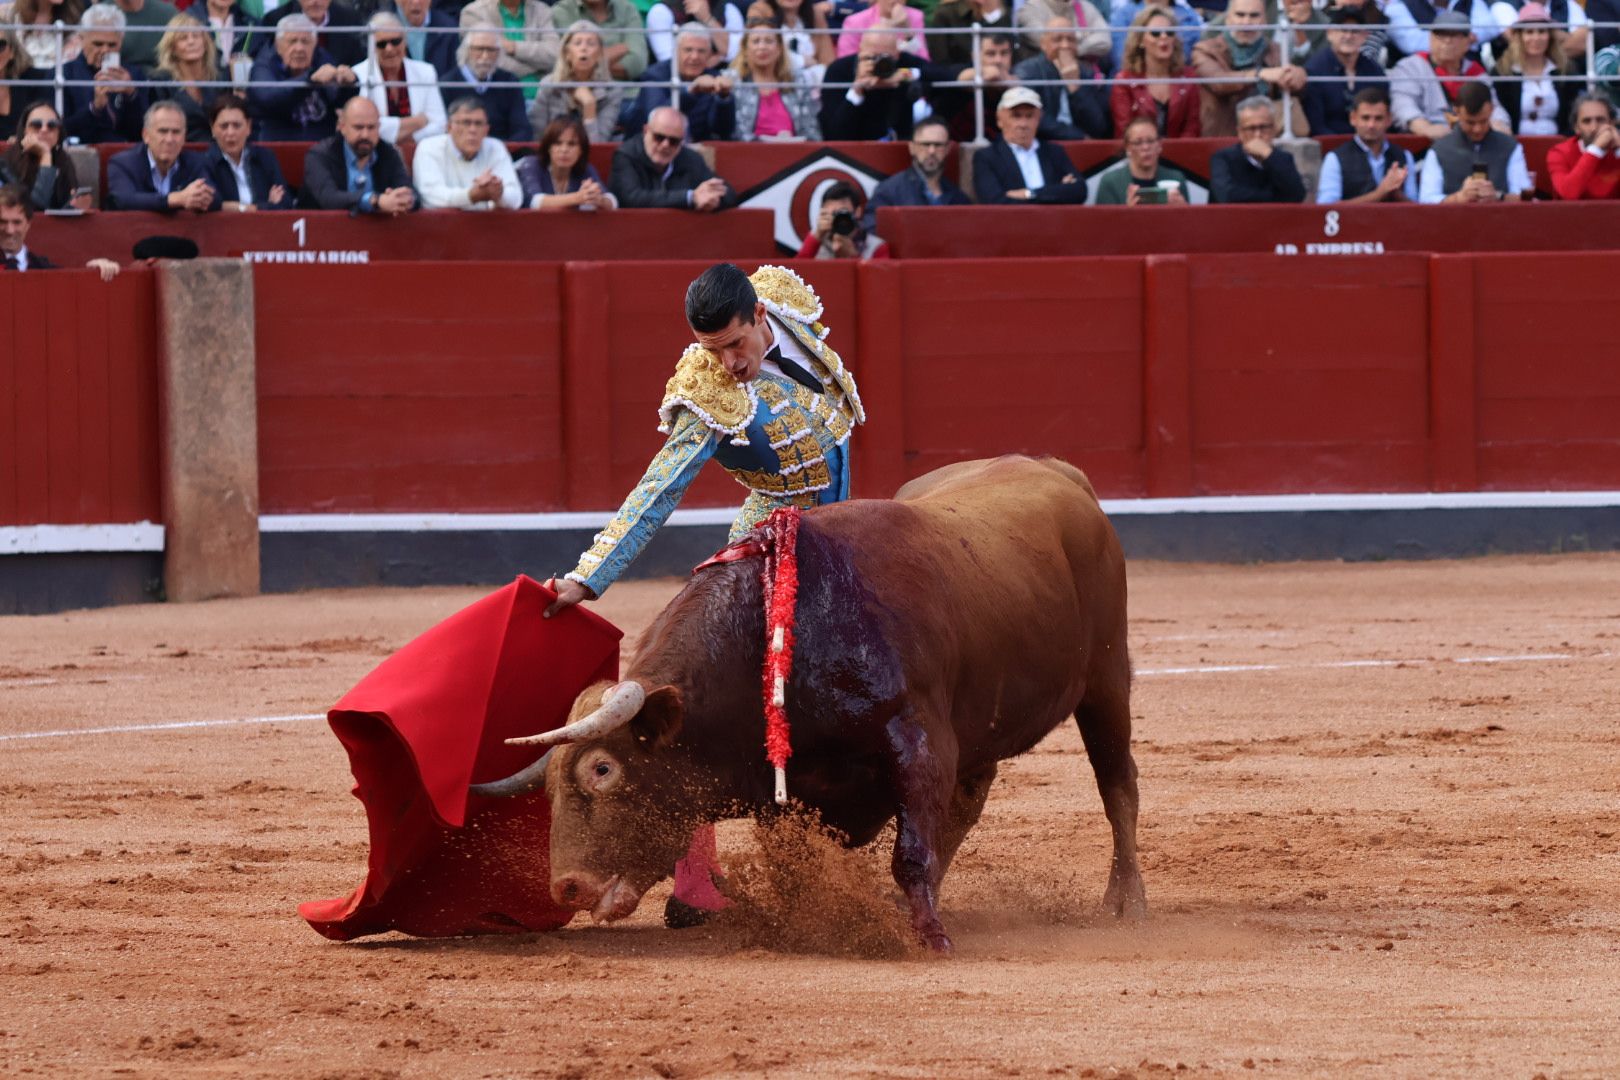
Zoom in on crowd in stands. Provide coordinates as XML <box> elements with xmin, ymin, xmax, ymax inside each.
<box><xmin>3</xmin><ymin>0</ymin><xmax>1620</xmax><ymax>264</ymax></box>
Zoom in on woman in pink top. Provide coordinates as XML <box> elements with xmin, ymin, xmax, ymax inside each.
<box><xmin>731</xmin><ymin>17</ymin><xmax>822</xmax><ymax>138</ymax></box>
<box><xmin>837</xmin><ymin>0</ymin><xmax>929</xmax><ymax>60</ymax></box>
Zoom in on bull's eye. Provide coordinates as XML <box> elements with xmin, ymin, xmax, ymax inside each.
<box><xmin>593</xmin><ymin>762</ymin><xmax>611</xmax><ymax>778</ymax></box>
<box><xmin>576</xmin><ymin>750</ymin><xmax>622</xmax><ymax>795</ymax></box>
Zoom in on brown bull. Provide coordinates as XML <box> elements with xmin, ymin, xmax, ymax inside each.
<box><xmin>472</xmin><ymin>455</ymin><xmax>1143</xmax><ymax>952</ymax></box>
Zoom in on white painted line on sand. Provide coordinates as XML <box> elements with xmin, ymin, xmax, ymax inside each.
<box><xmin>0</xmin><ymin>713</ymin><xmax>326</xmax><ymax>742</ymax></box>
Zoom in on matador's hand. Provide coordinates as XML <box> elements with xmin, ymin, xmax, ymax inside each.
<box><xmin>544</xmin><ymin>577</ymin><xmax>596</xmax><ymax>618</ymax></box>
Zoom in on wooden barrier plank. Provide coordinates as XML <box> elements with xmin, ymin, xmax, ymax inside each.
<box><xmin>1427</xmin><ymin>255</ymin><xmax>1479</xmax><ymax>493</ymax></box>
<box><xmin>45</xmin><ymin>275</ymin><xmax>84</xmax><ymax>523</ymax></box>
<box><xmin>854</xmin><ymin>260</ymin><xmax>906</xmax><ymax>499</ymax></box>
<box><xmin>1143</xmin><ymin>255</ymin><xmax>1192</xmax><ymax>498</ymax></box>
<box><xmin>0</xmin><ymin>275</ymin><xmax>17</xmax><ymax>523</ymax></box>
<box><xmin>73</xmin><ymin>276</ymin><xmax>115</xmax><ymax>523</ymax></box>
<box><xmin>11</xmin><ymin>273</ymin><xmax>52</xmax><ymax>524</ymax></box>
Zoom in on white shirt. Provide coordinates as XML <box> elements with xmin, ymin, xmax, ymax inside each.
<box><xmin>222</xmin><ymin>150</ymin><xmax>254</xmax><ymax>205</ymax></box>
<box><xmin>148</xmin><ymin>149</ymin><xmax>177</xmax><ymax>197</ymax></box>
<box><xmin>1418</xmin><ymin>142</ymin><xmax>1531</xmax><ymax>204</ymax></box>
<box><xmin>411</xmin><ymin>133</ymin><xmax>523</xmax><ymax>209</ymax></box>
<box><xmin>1009</xmin><ymin>139</ymin><xmax>1046</xmax><ymax>191</ymax></box>
<box><xmin>5</xmin><ymin>245</ymin><xmax>32</xmax><ymax>271</ymax></box>
<box><xmin>763</xmin><ymin>316</ymin><xmax>819</xmax><ymax>386</ymax></box>
<box><xmin>1516</xmin><ymin>72</ymin><xmax>1559</xmax><ymax>137</ymax></box>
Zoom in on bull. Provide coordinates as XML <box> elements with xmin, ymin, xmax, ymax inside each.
<box><xmin>472</xmin><ymin>455</ymin><xmax>1143</xmax><ymax>952</ymax></box>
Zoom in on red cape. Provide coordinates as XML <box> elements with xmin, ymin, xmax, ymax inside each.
<box><xmin>298</xmin><ymin>575</ymin><xmax>622</xmax><ymax>940</ymax></box>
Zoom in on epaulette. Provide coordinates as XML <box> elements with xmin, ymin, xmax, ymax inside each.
<box><xmin>658</xmin><ymin>344</ymin><xmax>758</xmax><ymax>445</ymax></box>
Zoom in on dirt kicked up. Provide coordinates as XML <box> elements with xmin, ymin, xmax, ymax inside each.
<box><xmin>2</xmin><ymin>553</ymin><xmax>1618</xmax><ymax>1078</ymax></box>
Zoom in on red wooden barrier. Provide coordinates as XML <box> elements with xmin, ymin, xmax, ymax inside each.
<box><xmin>253</xmin><ymin>262</ymin><xmax>568</xmax><ymax>513</ymax></box>
<box><xmin>0</xmin><ymin>269</ymin><xmax>161</xmax><ymax>526</ymax></box>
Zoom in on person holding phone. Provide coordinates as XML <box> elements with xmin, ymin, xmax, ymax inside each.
<box><xmin>1094</xmin><ymin>115</ymin><xmax>1192</xmax><ymax>204</ymax></box>
<box><xmin>1419</xmin><ymin>79</ymin><xmax>1532</xmax><ymax>203</ymax></box>
<box><xmin>1</xmin><ymin>101</ymin><xmax>94</xmax><ymax>210</ymax></box>
<box><xmin>63</xmin><ymin>3</ymin><xmax>151</xmax><ymax>144</ymax></box>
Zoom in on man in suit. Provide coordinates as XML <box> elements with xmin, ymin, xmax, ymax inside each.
<box><xmin>106</xmin><ymin>102</ymin><xmax>217</xmax><ymax>212</ymax></box>
<box><xmin>63</xmin><ymin>4</ymin><xmax>150</xmax><ymax>145</ymax></box>
<box><xmin>300</xmin><ymin>97</ymin><xmax>417</xmax><ymax>213</ymax></box>
<box><xmin>0</xmin><ymin>186</ymin><xmax>121</xmax><ymax>277</ymax></box>
<box><xmin>204</xmin><ymin>94</ymin><xmax>298</xmax><ymax>212</ymax></box>
<box><xmin>820</xmin><ymin>30</ymin><xmax>926</xmax><ymax>141</ymax></box>
<box><xmin>1209</xmin><ymin>95</ymin><xmax>1307</xmax><ymax>203</ymax></box>
<box><xmin>1012</xmin><ymin>16</ymin><xmax>1112</xmax><ymax>141</ymax></box>
<box><xmin>609</xmin><ymin>106</ymin><xmax>737</xmax><ymax>211</ymax></box>
<box><xmin>864</xmin><ymin>116</ymin><xmax>972</xmax><ymax>229</ymax></box>
<box><xmin>971</xmin><ymin>86</ymin><xmax>1086</xmax><ymax>203</ymax></box>
<box><xmin>395</xmin><ymin>0</ymin><xmax>459</xmax><ymax>75</ymax></box>
<box><xmin>257</xmin><ymin>0</ymin><xmax>369</xmax><ymax>68</ymax></box>
<box><xmin>248</xmin><ymin>14</ymin><xmax>359</xmax><ymax>141</ymax></box>
<box><xmin>454</xmin><ymin>26</ymin><xmax>533</xmax><ymax>141</ymax></box>
<box><xmin>621</xmin><ymin>28</ymin><xmax>737</xmax><ymax>142</ymax></box>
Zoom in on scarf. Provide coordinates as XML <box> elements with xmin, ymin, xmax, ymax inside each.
<box><xmin>1420</xmin><ymin>51</ymin><xmax>1485</xmax><ymax>104</ymax></box>
<box><xmin>1223</xmin><ymin>30</ymin><xmax>1270</xmax><ymax>71</ymax></box>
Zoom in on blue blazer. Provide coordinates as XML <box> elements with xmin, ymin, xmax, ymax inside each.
<box><xmin>62</xmin><ymin>56</ymin><xmax>150</xmax><ymax>145</ymax></box>
<box><xmin>203</xmin><ymin>144</ymin><xmax>298</xmax><ymax>210</ymax></box>
<box><xmin>417</xmin><ymin>8</ymin><xmax>461</xmax><ymax>76</ymax></box>
<box><xmin>106</xmin><ymin>145</ymin><xmax>214</xmax><ymax>211</ymax></box>
<box><xmin>247</xmin><ymin>47</ymin><xmax>356</xmax><ymax>142</ymax></box>
<box><xmin>971</xmin><ymin>139</ymin><xmax>1086</xmax><ymax>205</ymax></box>
<box><xmin>863</xmin><ymin>165</ymin><xmax>971</xmax><ymax>229</ymax></box>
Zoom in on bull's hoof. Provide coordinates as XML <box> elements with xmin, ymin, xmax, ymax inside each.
<box><xmin>919</xmin><ymin>928</ymin><xmax>955</xmax><ymax>955</ymax></box>
<box><xmin>663</xmin><ymin>895</ymin><xmax>714</xmax><ymax>929</ymax></box>
<box><xmin>1102</xmin><ymin>875</ymin><xmax>1148</xmax><ymax>920</ymax></box>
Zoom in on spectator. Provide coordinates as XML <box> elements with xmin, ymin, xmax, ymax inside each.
<box><xmin>647</xmin><ymin>0</ymin><xmax>745</xmax><ymax>64</ymax></box>
<box><xmin>150</xmin><ymin>14</ymin><xmax>222</xmax><ymax>142</ymax></box>
<box><xmin>819</xmin><ymin>29</ymin><xmax>924</xmax><ymax>140</ymax></box>
<box><xmin>1302</xmin><ymin>7</ymin><xmax>1385</xmax><ymax>136</ymax></box>
<box><xmin>353</xmin><ymin>12</ymin><xmax>447</xmax><ymax>146</ymax></box>
<box><xmin>838</xmin><ymin>0</ymin><xmax>929</xmax><ymax>60</ymax></box>
<box><xmin>1112</xmin><ymin>5</ymin><xmax>1200</xmax><ymax>137</ymax></box>
<box><xmin>257</xmin><ymin>0</ymin><xmax>368</xmax><ymax>68</ymax></box>
<box><xmin>625</xmin><ymin>26</ymin><xmax>737</xmax><ymax>140</ymax></box>
<box><xmin>1316</xmin><ymin>86</ymin><xmax>1419</xmax><ymax>202</ymax></box>
<box><xmin>203</xmin><ymin>92</ymin><xmax>296</xmax><ymax>210</ymax></box>
<box><xmin>113</xmin><ymin>0</ymin><xmax>179</xmax><ymax>70</ymax></box>
<box><xmin>1598</xmin><ymin>45</ymin><xmax>1620</xmax><ymax>111</ymax></box>
<box><xmin>1389</xmin><ymin>10</ymin><xmax>1507</xmax><ymax>137</ymax></box>
<box><xmin>1385</xmin><ymin>0</ymin><xmax>1499</xmax><ymax>60</ymax></box>
<box><xmin>517</xmin><ymin>114</ymin><xmax>618</xmax><ymax>208</ymax></box>
<box><xmin>1191</xmin><ymin>0</ymin><xmax>1304</xmax><ymax>137</ymax></box>
<box><xmin>1279</xmin><ymin>0</ymin><xmax>1326</xmax><ymax>63</ymax></box>
<box><xmin>552</xmin><ymin>0</ymin><xmax>652</xmax><ymax>80</ymax></box>
<box><xmin>196</xmin><ymin>0</ymin><xmax>256</xmax><ymax>71</ymax></box>
<box><xmin>1325</xmin><ymin>0</ymin><xmax>1392</xmax><ymax>64</ymax></box>
<box><xmin>413</xmin><ymin>97</ymin><xmax>521</xmax><ymax>208</ymax></box>
<box><xmin>392</xmin><ymin>0</ymin><xmax>458</xmax><ymax>75</ymax></box>
<box><xmin>1209</xmin><ymin>95</ymin><xmax>1306</xmax><ymax>201</ymax></box>
<box><xmin>529</xmin><ymin>21</ymin><xmax>627</xmax><ymax>144</ymax></box>
<box><xmin>1108</xmin><ymin>0</ymin><xmax>1201</xmax><ymax>72</ymax></box>
<box><xmin>1014</xmin><ymin>16</ymin><xmax>1111</xmax><ymax>140</ymax></box>
<box><xmin>928</xmin><ymin>31</ymin><xmax>1021</xmax><ymax>143</ymax></box>
<box><xmin>1589</xmin><ymin>0</ymin><xmax>1620</xmax><ymax>54</ymax></box>
<box><xmin>64</xmin><ymin>4</ymin><xmax>150</xmax><ymax>144</ymax></box>
<box><xmin>249</xmin><ymin>14</ymin><xmax>358</xmax><ymax>140</ymax></box>
<box><xmin>1546</xmin><ymin>92</ymin><xmax>1620</xmax><ymax>199</ymax></box>
<box><xmin>609</xmin><ymin>104</ymin><xmax>738</xmax><ymax>208</ymax></box>
<box><xmin>1495</xmin><ymin>4</ymin><xmax>1574</xmax><ymax>137</ymax></box>
<box><xmin>0</xmin><ymin>29</ymin><xmax>49</xmax><ymax>143</ymax></box>
<box><xmin>1</xmin><ymin>102</ymin><xmax>90</xmax><ymax>211</ymax></box>
<box><xmin>1419</xmin><ymin>78</ymin><xmax>1531</xmax><ymax>202</ymax></box>
<box><xmin>106</xmin><ymin>100</ymin><xmax>215</xmax><ymax>211</ymax></box>
<box><xmin>0</xmin><ymin>185</ymin><xmax>121</xmax><ymax>277</ymax></box>
<box><xmin>1093</xmin><ymin>113</ymin><xmax>1190</xmax><ymax>202</ymax></box>
<box><xmin>1</xmin><ymin>0</ymin><xmax>85</xmax><ymax>72</ymax></box>
<box><xmin>865</xmin><ymin>116</ymin><xmax>972</xmax><ymax>226</ymax></box>
<box><xmin>731</xmin><ymin>18</ymin><xmax>822</xmax><ymax>140</ymax></box>
<box><xmin>931</xmin><ymin>0</ymin><xmax>1016</xmax><ymax>68</ymax></box>
<box><xmin>300</xmin><ymin>96</ymin><xmax>416</xmax><ymax>212</ymax></box>
<box><xmin>971</xmin><ymin>85</ymin><xmax>1085</xmax><ymax>202</ymax></box>
<box><xmin>1015</xmin><ymin>0</ymin><xmax>1111</xmax><ymax>66</ymax></box>
<box><xmin>798</xmin><ymin>179</ymin><xmax>889</xmax><ymax>257</ymax></box>
<box><xmin>454</xmin><ymin>27</ymin><xmax>533</xmax><ymax>141</ymax></box>
<box><xmin>747</xmin><ymin>0</ymin><xmax>834</xmax><ymax>76</ymax></box>
<box><xmin>457</xmin><ymin>0</ymin><xmax>561</xmax><ymax>96</ymax></box>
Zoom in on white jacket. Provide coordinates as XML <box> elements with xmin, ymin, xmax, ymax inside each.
<box><xmin>412</xmin><ymin>134</ymin><xmax>523</xmax><ymax>210</ymax></box>
<box><xmin>353</xmin><ymin>56</ymin><xmax>448</xmax><ymax>144</ymax></box>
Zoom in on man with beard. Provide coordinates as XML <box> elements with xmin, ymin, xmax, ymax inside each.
<box><xmin>1316</xmin><ymin>87</ymin><xmax>1418</xmax><ymax>203</ymax></box>
<box><xmin>1546</xmin><ymin>93</ymin><xmax>1620</xmax><ymax>200</ymax></box>
<box><xmin>300</xmin><ymin>97</ymin><xmax>416</xmax><ymax>213</ymax></box>
<box><xmin>453</xmin><ymin>26</ymin><xmax>533</xmax><ymax>141</ymax></box>
<box><xmin>864</xmin><ymin>116</ymin><xmax>972</xmax><ymax>228</ymax></box>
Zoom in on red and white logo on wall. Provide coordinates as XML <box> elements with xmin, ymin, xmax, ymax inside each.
<box><xmin>737</xmin><ymin>148</ymin><xmax>889</xmax><ymax>254</ymax></box>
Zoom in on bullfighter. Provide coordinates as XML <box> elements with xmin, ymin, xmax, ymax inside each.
<box><xmin>544</xmin><ymin>260</ymin><xmax>865</xmax><ymax>927</ymax></box>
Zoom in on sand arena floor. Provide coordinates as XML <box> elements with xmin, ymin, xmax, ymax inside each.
<box><xmin>2</xmin><ymin>554</ymin><xmax>1618</xmax><ymax>1079</ymax></box>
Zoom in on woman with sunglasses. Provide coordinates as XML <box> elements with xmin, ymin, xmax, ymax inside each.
<box><xmin>1111</xmin><ymin>6</ymin><xmax>1201</xmax><ymax>137</ymax></box>
<box><xmin>150</xmin><ymin>15</ymin><xmax>224</xmax><ymax>143</ymax></box>
<box><xmin>529</xmin><ymin>21</ymin><xmax>625</xmax><ymax>144</ymax></box>
<box><xmin>1496</xmin><ymin>3</ymin><xmax>1575</xmax><ymax>137</ymax></box>
<box><xmin>730</xmin><ymin>19</ymin><xmax>820</xmax><ymax>139</ymax></box>
<box><xmin>0</xmin><ymin>101</ymin><xmax>89</xmax><ymax>211</ymax></box>
<box><xmin>352</xmin><ymin>11</ymin><xmax>447</xmax><ymax>146</ymax></box>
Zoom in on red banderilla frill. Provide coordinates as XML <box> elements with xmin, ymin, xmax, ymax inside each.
<box><xmin>759</xmin><ymin>508</ymin><xmax>801</xmax><ymax>805</ymax></box>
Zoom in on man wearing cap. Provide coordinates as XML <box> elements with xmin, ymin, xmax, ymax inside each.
<box><xmin>1316</xmin><ymin>86</ymin><xmax>1419</xmax><ymax>203</ymax></box>
<box><xmin>1385</xmin><ymin>0</ymin><xmax>1499</xmax><ymax>60</ymax></box>
<box><xmin>1389</xmin><ymin>9</ymin><xmax>1508</xmax><ymax>138</ymax></box>
<box><xmin>970</xmin><ymin>86</ymin><xmax>1086</xmax><ymax>204</ymax></box>
<box><xmin>1302</xmin><ymin>6</ymin><xmax>1388</xmax><ymax>136</ymax></box>
<box><xmin>1418</xmin><ymin>79</ymin><xmax>1531</xmax><ymax>202</ymax></box>
<box><xmin>1545</xmin><ymin>92</ymin><xmax>1620</xmax><ymax>200</ymax></box>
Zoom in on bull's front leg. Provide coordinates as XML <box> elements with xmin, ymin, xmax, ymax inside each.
<box><xmin>883</xmin><ymin>710</ymin><xmax>957</xmax><ymax>954</ymax></box>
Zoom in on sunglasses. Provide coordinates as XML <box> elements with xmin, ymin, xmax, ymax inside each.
<box><xmin>649</xmin><ymin>131</ymin><xmax>683</xmax><ymax>146</ymax></box>
<box><xmin>1144</xmin><ymin>28</ymin><xmax>1174</xmax><ymax>38</ymax></box>
<box><xmin>28</xmin><ymin>117</ymin><xmax>62</xmax><ymax>131</ymax></box>
<box><xmin>375</xmin><ymin>37</ymin><xmax>405</xmax><ymax>48</ymax></box>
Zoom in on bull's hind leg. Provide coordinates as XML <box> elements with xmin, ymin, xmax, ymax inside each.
<box><xmin>884</xmin><ymin>710</ymin><xmax>958</xmax><ymax>953</ymax></box>
<box><xmin>1075</xmin><ymin>669</ymin><xmax>1146</xmax><ymax>918</ymax></box>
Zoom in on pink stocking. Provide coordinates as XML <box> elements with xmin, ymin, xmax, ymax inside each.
<box><xmin>671</xmin><ymin>823</ymin><xmax>730</xmax><ymax>911</ymax></box>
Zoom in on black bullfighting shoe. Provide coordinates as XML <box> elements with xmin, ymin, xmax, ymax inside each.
<box><xmin>663</xmin><ymin>894</ymin><xmax>714</xmax><ymax>929</ymax></box>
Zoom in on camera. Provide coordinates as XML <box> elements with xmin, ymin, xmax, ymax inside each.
<box><xmin>872</xmin><ymin>54</ymin><xmax>898</xmax><ymax>80</ymax></box>
<box><xmin>830</xmin><ymin>209</ymin><xmax>858</xmax><ymax>236</ymax></box>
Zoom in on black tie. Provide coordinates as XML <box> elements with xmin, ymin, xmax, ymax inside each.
<box><xmin>765</xmin><ymin>345</ymin><xmax>823</xmax><ymax>395</ymax></box>
<box><xmin>2</xmin><ymin>255</ymin><xmax>18</xmax><ymax>271</ymax></box>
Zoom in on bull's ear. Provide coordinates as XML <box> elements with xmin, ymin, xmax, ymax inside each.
<box><xmin>630</xmin><ymin>684</ymin><xmax>684</xmax><ymax>751</ymax></box>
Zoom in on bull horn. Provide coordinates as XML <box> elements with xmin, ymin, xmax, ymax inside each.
<box><xmin>468</xmin><ymin>746</ymin><xmax>556</xmax><ymax>799</ymax></box>
<box><xmin>504</xmin><ymin>680</ymin><xmax>646</xmax><ymax>748</ymax></box>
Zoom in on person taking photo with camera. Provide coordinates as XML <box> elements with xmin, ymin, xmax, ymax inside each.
<box><xmin>796</xmin><ymin>180</ymin><xmax>890</xmax><ymax>259</ymax></box>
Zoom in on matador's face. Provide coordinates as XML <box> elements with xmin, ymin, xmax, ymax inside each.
<box><xmin>693</xmin><ymin>302</ymin><xmax>772</xmax><ymax>383</ymax></box>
